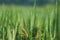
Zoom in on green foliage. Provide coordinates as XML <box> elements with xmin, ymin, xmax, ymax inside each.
<box><xmin>0</xmin><ymin>4</ymin><xmax>59</xmax><ymax>40</ymax></box>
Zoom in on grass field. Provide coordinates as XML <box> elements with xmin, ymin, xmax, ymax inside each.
<box><xmin>0</xmin><ymin>5</ymin><xmax>59</xmax><ymax>40</ymax></box>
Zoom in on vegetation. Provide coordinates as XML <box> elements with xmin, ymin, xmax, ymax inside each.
<box><xmin>0</xmin><ymin>4</ymin><xmax>59</xmax><ymax>40</ymax></box>
<box><xmin>0</xmin><ymin>0</ymin><xmax>60</xmax><ymax>40</ymax></box>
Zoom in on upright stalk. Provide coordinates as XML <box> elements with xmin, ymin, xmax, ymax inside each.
<box><xmin>56</xmin><ymin>0</ymin><xmax>60</xmax><ymax>40</ymax></box>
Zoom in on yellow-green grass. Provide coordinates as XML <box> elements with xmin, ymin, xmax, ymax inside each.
<box><xmin>0</xmin><ymin>5</ymin><xmax>59</xmax><ymax>40</ymax></box>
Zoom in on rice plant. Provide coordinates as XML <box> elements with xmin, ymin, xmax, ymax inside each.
<box><xmin>0</xmin><ymin>0</ymin><xmax>59</xmax><ymax>40</ymax></box>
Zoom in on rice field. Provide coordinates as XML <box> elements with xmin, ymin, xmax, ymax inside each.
<box><xmin>0</xmin><ymin>4</ymin><xmax>60</xmax><ymax>40</ymax></box>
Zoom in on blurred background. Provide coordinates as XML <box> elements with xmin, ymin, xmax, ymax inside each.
<box><xmin>0</xmin><ymin>0</ymin><xmax>57</xmax><ymax>6</ymax></box>
<box><xmin>0</xmin><ymin>0</ymin><xmax>60</xmax><ymax>40</ymax></box>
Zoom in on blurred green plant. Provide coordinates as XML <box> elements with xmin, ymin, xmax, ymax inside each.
<box><xmin>0</xmin><ymin>1</ymin><xmax>58</xmax><ymax>40</ymax></box>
